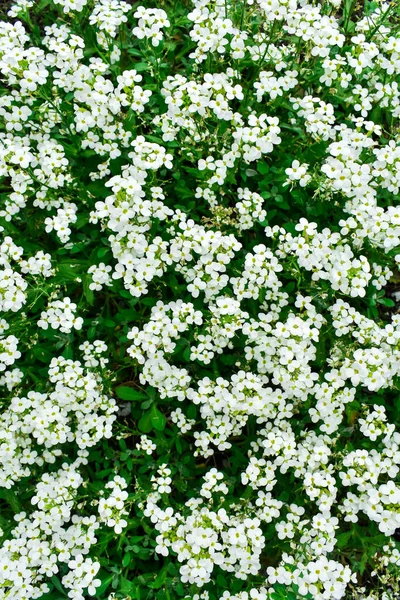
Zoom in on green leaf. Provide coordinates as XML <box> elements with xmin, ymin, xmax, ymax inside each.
<box><xmin>83</xmin><ymin>276</ymin><xmax>95</xmax><ymax>305</ymax></box>
<box><xmin>0</xmin><ymin>489</ymin><xmax>21</xmax><ymax>512</ymax></box>
<box><xmin>31</xmin><ymin>346</ymin><xmax>53</xmax><ymax>364</ymax></box>
<box><xmin>141</xmin><ymin>399</ymin><xmax>153</xmax><ymax>410</ymax></box>
<box><xmin>96</xmin><ymin>575</ymin><xmax>114</xmax><ymax>596</ymax></box>
<box><xmin>146</xmin><ymin>386</ymin><xmax>157</xmax><ymax>400</ymax></box>
<box><xmin>284</xmin><ymin>281</ymin><xmax>296</xmax><ymax>293</ymax></box>
<box><xmin>336</xmin><ymin>531</ymin><xmax>352</xmax><ymax>548</ymax></box>
<box><xmin>217</xmin><ymin>573</ymin><xmax>227</xmax><ymax>586</ymax></box>
<box><xmin>50</xmin><ymin>576</ymin><xmax>68</xmax><ymax>597</ymax></box>
<box><xmin>283</xmin><ymin>222</ymin><xmax>297</xmax><ymax>234</ymax></box>
<box><xmin>187</xmin><ymin>404</ymin><xmax>197</xmax><ymax>419</ymax></box>
<box><xmin>57</xmin><ymin>263</ymin><xmax>81</xmax><ymax>282</ymax></box>
<box><xmin>257</xmin><ymin>162</ymin><xmax>270</xmax><ymax>175</ymax></box>
<box><xmin>35</xmin><ymin>0</ymin><xmax>51</xmax><ymax>11</ymax></box>
<box><xmin>87</xmin><ymin>181</ymin><xmax>109</xmax><ymax>199</ymax></box>
<box><xmin>138</xmin><ymin>409</ymin><xmax>153</xmax><ymax>433</ymax></box>
<box><xmin>116</xmin><ymin>387</ymin><xmax>148</xmax><ymax>401</ymax></box>
<box><xmin>150</xmin><ymin>405</ymin><xmax>166</xmax><ymax>431</ymax></box>
<box><xmin>146</xmin><ymin>135</ymin><xmax>164</xmax><ymax>144</ymax></box>
<box><xmin>61</xmin><ymin>345</ymin><xmax>73</xmax><ymax>360</ymax></box>
<box><xmin>359</xmin><ymin>551</ymin><xmax>368</xmax><ymax>575</ymax></box>
<box><xmin>103</xmin><ymin>319</ymin><xmax>116</xmax><ymax>328</ymax></box>
<box><xmin>275</xmin><ymin>197</ymin><xmax>290</xmax><ymax>209</ymax></box>
<box><xmin>87</xmin><ymin>326</ymin><xmax>97</xmax><ymax>340</ymax></box>
<box><xmin>220</xmin><ymin>354</ymin><xmax>237</xmax><ymax>365</ymax></box>
<box><xmin>149</xmin><ymin>567</ymin><xmax>167</xmax><ymax>589</ymax></box>
<box><xmin>97</xmin><ymin>247</ymin><xmax>110</xmax><ymax>258</ymax></box>
<box><xmin>134</xmin><ymin>62</ymin><xmax>150</xmax><ymax>72</ymax></box>
<box><xmin>120</xmin><ymin>576</ymin><xmax>135</xmax><ymax>594</ymax></box>
<box><xmin>376</xmin><ymin>297</ymin><xmax>395</xmax><ymax>307</ymax></box>
<box><xmin>183</xmin><ymin>166</ymin><xmax>202</xmax><ymax>176</ymax></box>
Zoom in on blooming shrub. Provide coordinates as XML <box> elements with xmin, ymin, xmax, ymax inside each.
<box><xmin>0</xmin><ymin>0</ymin><xmax>400</xmax><ymax>599</ymax></box>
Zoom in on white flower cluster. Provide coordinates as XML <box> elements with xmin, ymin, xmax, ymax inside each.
<box><xmin>20</xmin><ymin>250</ymin><xmax>53</xmax><ymax>278</ymax></box>
<box><xmin>200</xmin><ymin>468</ymin><xmax>228</xmax><ymax>499</ymax></box>
<box><xmin>284</xmin><ymin>160</ymin><xmax>311</xmax><ymax>187</ymax></box>
<box><xmin>157</xmin><ymin>69</ymin><xmax>243</xmax><ymax>142</ymax></box>
<box><xmin>169</xmin><ymin>216</ymin><xmax>242</xmax><ymax>301</ymax></box>
<box><xmin>0</xmin><ymin>320</ymin><xmax>21</xmax><ymax>376</ymax></box>
<box><xmin>359</xmin><ymin>404</ymin><xmax>390</xmax><ymax>441</ymax></box>
<box><xmin>267</xmin><ymin>555</ymin><xmax>355</xmax><ymax>600</ymax></box>
<box><xmin>90</xmin><ymin>173</ymin><xmax>173</xmax><ymax>297</ymax></box>
<box><xmin>338</xmin><ymin>438</ymin><xmax>400</xmax><ymax>535</ymax></box>
<box><xmin>271</xmin><ymin>218</ymin><xmax>373</xmax><ymax>298</ymax></box>
<box><xmin>44</xmin><ymin>202</ymin><xmax>78</xmax><ymax>244</ymax></box>
<box><xmin>37</xmin><ymin>296</ymin><xmax>83</xmax><ymax>333</ymax></box>
<box><xmin>329</xmin><ymin>300</ymin><xmax>400</xmax><ymax>391</ymax></box>
<box><xmin>79</xmin><ymin>340</ymin><xmax>109</xmax><ymax>368</ymax></box>
<box><xmin>151</xmin><ymin>463</ymin><xmax>172</xmax><ymax>495</ymax></box>
<box><xmin>87</xmin><ymin>262</ymin><xmax>113</xmax><ymax>291</ymax></box>
<box><xmin>116</xmin><ymin>69</ymin><xmax>152</xmax><ymax>114</ymax></box>
<box><xmin>131</xmin><ymin>272</ymin><xmax>400</xmax><ymax>595</ymax></box>
<box><xmin>0</xmin><ymin>354</ymin><xmax>117</xmax><ymax>488</ymax></box>
<box><xmin>98</xmin><ymin>475</ymin><xmax>128</xmax><ymax>534</ymax></box>
<box><xmin>7</xmin><ymin>0</ymin><xmax>35</xmax><ymax>18</ymax></box>
<box><xmin>0</xmin><ymin>332</ymin><xmax>22</xmax><ymax>389</ymax></box>
<box><xmin>129</xmin><ymin>136</ymin><xmax>173</xmax><ymax>171</ymax></box>
<box><xmin>136</xmin><ymin>434</ymin><xmax>157</xmax><ymax>455</ymax></box>
<box><xmin>293</xmin><ymin>124</ymin><xmax>400</xmax><ymax>257</ymax></box>
<box><xmin>188</xmin><ymin>370</ymin><xmax>280</xmax><ymax>457</ymax></box>
<box><xmin>89</xmin><ymin>0</ymin><xmax>131</xmax><ymax>45</ymax></box>
<box><xmin>0</xmin><ymin>23</ymin><xmax>48</xmax><ymax>94</ymax></box>
<box><xmin>170</xmin><ymin>407</ymin><xmax>195</xmax><ymax>434</ymax></box>
<box><xmin>128</xmin><ymin>300</ymin><xmax>201</xmax><ymax>400</ymax></box>
<box><xmin>190</xmin><ymin>296</ymin><xmax>248</xmax><ymax>364</ymax></box>
<box><xmin>0</xmin><ymin>456</ymin><xmax>127</xmax><ymax>600</ymax></box>
<box><xmin>0</xmin><ymin>235</ymin><xmax>27</xmax><ymax>312</ymax></box>
<box><xmin>1</xmin><ymin>456</ymin><xmax>92</xmax><ymax>600</ymax></box>
<box><xmin>234</xmin><ymin>188</ymin><xmax>267</xmax><ymax>232</ymax></box>
<box><xmin>254</xmin><ymin>70</ymin><xmax>298</xmax><ymax>102</ymax></box>
<box><xmin>283</xmin><ymin>3</ymin><xmax>345</xmax><ymax>57</ymax></box>
<box><xmin>132</xmin><ymin>6</ymin><xmax>170</xmax><ymax>47</ymax></box>
<box><xmin>63</xmin><ymin>554</ymin><xmax>101</xmax><ymax>599</ymax></box>
<box><xmin>145</xmin><ymin>474</ymin><xmax>265</xmax><ymax>586</ymax></box>
<box><xmin>0</xmin><ymin>335</ymin><xmax>125</xmax><ymax>598</ymax></box>
<box><xmin>291</xmin><ymin>95</ymin><xmax>336</xmax><ymax>141</ymax></box>
<box><xmin>0</xmin><ymin>363</ymin><xmax>23</xmax><ymax>391</ymax></box>
<box><xmin>230</xmin><ymin>243</ymin><xmax>283</xmax><ymax>302</ymax></box>
<box><xmin>187</xmin><ymin>1</ymin><xmax>248</xmax><ymax>63</ymax></box>
<box><xmin>53</xmin><ymin>0</ymin><xmax>88</xmax><ymax>14</ymax></box>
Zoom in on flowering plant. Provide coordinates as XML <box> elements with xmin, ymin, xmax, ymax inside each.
<box><xmin>0</xmin><ymin>0</ymin><xmax>399</xmax><ymax>599</ymax></box>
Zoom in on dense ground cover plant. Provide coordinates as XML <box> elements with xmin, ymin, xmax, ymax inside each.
<box><xmin>0</xmin><ymin>0</ymin><xmax>400</xmax><ymax>598</ymax></box>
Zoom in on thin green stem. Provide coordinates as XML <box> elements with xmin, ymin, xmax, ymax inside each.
<box><xmin>239</xmin><ymin>0</ymin><xmax>247</xmax><ymax>31</ymax></box>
